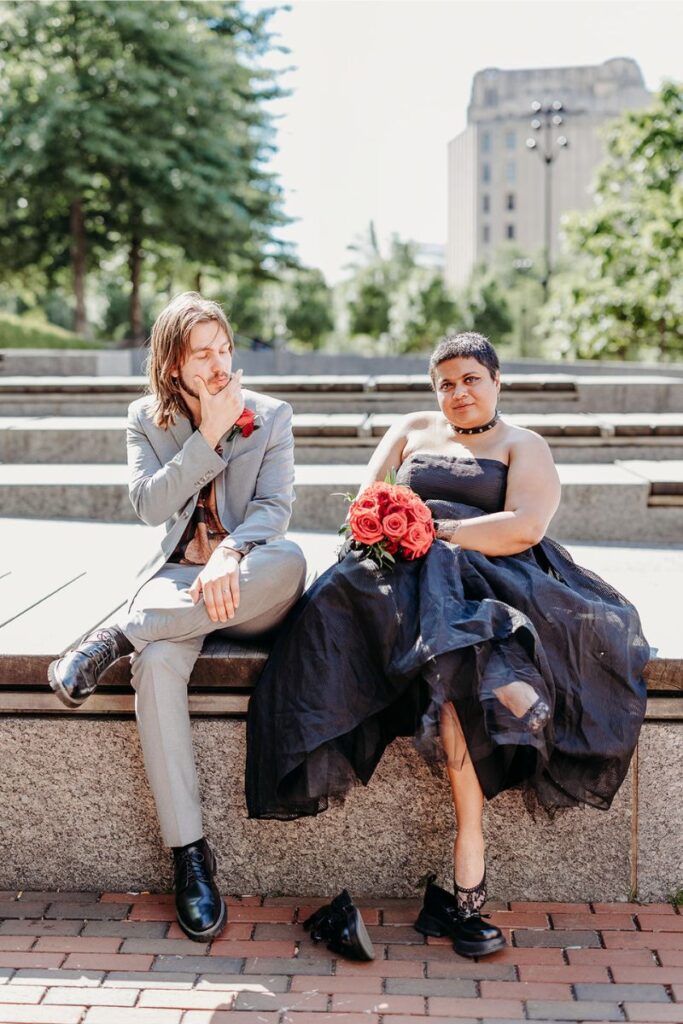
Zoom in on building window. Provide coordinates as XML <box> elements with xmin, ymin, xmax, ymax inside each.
<box><xmin>505</xmin><ymin>130</ymin><xmax>516</xmax><ymax>150</ymax></box>
<box><xmin>482</xmin><ymin>194</ymin><xmax>490</xmax><ymax>213</ymax></box>
<box><xmin>483</xmin><ymin>224</ymin><xmax>490</xmax><ymax>244</ymax></box>
<box><xmin>481</xmin><ymin>131</ymin><xmax>491</xmax><ymax>153</ymax></box>
<box><xmin>506</xmin><ymin>224</ymin><xmax>515</xmax><ymax>240</ymax></box>
<box><xmin>482</xmin><ymin>162</ymin><xmax>491</xmax><ymax>184</ymax></box>
<box><xmin>505</xmin><ymin>160</ymin><xmax>516</xmax><ymax>184</ymax></box>
<box><xmin>506</xmin><ymin>192</ymin><xmax>515</xmax><ymax>211</ymax></box>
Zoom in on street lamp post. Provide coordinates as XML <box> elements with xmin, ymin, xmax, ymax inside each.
<box><xmin>526</xmin><ymin>100</ymin><xmax>568</xmax><ymax>300</ymax></box>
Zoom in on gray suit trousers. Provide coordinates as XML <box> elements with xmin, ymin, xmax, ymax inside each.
<box><xmin>120</xmin><ymin>539</ymin><xmax>306</xmax><ymax>847</ymax></box>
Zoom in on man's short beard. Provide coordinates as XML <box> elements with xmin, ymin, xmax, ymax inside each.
<box><xmin>177</xmin><ymin>370</ymin><xmax>230</xmax><ymax>401</ymax></box>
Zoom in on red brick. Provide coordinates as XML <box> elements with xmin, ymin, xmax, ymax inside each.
<box><xmin>508</xmin><ymin>901</ymin><xmax>591</xmax><ymax>912</ymax></box>
<box><xmin>62</xmin><ymin>952</ymin><xmax>154</xmax><ymax>972</ymax></box>
<box><xmin>429</xmin><ymin>996</ymin><xmax>524</xmax><ymax>1017</ymax></box>
<box><xmin>289</xmin><ymin>975</ymin><xmax>383</xmax><ymax>994</ymax></box>
<box><xmin>603</xmin><ymin>931</ymin><xmax>683</xmax><ymax>949</ymax></box>
<box><xmin>518</xmin><ymin>964</ymin><xmax>610</xmax><ymax>982</ymax></box>
<box><xmin>0</xmin><ymin>953</ymin><xmax>65</xmax><ymax>969</ymax></box>
<box><xmin>331</xmin><ymin>994</ymin><xmax>424</xmax><ymax>1014</ymax></box>
<box><xmin>593</xmin><ymin>902</ymin><xmax>675</xmax><ymax>914</ymax></box>
<box><xmin>567</xmin><ymin>948</ymin><xmax>657</xmax><ymax>965</ymax></box>
<box><xmin>551</xmin><ymin>912</ymin><xmax>636</xmax><ymax>930</ymax></box>
<box><xmin>637</xmin><ymin>915</ymin><xmax>683</xmax><ymax>932</ymax></box>
<box><xmin>382</xmin><ymin>909</ymin><xmax>421</xmax><ymax>925</ymax></box>
<box><xmin>480</xmin><ymin>980</ymin><xmax>573</xmax><ymax>999</ymax></box>
<box><xmin>209</xmin><ymin>940</ymin><xmax>296</xmax><ymax>958</ymax></box>
<box><xmin>100</xmin><ymin>893</ymin><xmax>173</xmax><ymax>905</ymax></box>
<box><xmin>613</xmin><ymin>967</ymin><xmax>683</xmax><ymax>984</ymax></box>
<box><xmin>621</xmin><ymin>1004</ymin><xmax>683</xmax><ymax>1022</ymax></box>
<box><xmin>0</xmin><ymin>939</ymin><xmax>33</xmax><ymax>953</ymax></box>
<box><xmin>672</xmin><ymin>984</ymin><xmax>683</xmax><ymax>1001</ymax></box>
<box><xmin>488</xmin><ymin>911</ymin><xmax>549</xmax><ymax>928</ymax></box>
<box><xmin>335</xmin><ymin>959</ymin><xmax>425</xmax><ymax>977</ymax></box>
<box><xmin>33</xmin><ymin>937</ymin><xmax>121</xmax><ymax>954</ymax></box>
<box><xmin>127</xmin><ymin>905</ymin><xmax>175</xmax><ymax>922</ymax></box>
<box><xmin>368</xmin><ymin>925</ymin><xmax>424</xmax><ymax>944</ymax></box>
<box><xmin>661</xmin><ymin>952</ymin><xmax>683</xmax><ymax>966</ymax></box>
<box><xmin>228</xmin><ymin>906</ymin><xmax>295</xmax><ymax>923</ymax></box>
<box><xmin>478</xmin><ymin>947</ymin><xmax>565</xmax><ymax>965</ymax></box>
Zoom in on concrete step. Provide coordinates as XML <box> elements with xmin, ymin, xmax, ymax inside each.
<box><xmin>3</xmin><ymin>412</ymin><xmax>683</xmax><ymax>465</ymax></box>
<box><xmin>2</xmin><ymin>373</ymin><xmax>683</xmax><ymax>414</ymax></box>
<box><xmin>1</xmin><ymin>460</ymin><xmax>682</xmax><ymax>541</ymax></box>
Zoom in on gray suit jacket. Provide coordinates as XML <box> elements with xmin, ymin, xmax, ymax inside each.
<box><xmin>126</xmin><ymin>388</ymin><xmax>295</xmax><ymax>601</ymax></box>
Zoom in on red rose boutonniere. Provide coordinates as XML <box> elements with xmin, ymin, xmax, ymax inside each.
<box><xmin>227</xmin><ymin>407</ymin><xmax>260</xmax><ymax>442</ymax></box>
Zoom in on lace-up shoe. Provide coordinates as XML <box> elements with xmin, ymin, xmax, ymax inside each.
<box><xmin>48</xmin><ymin>626</ymin><xmax>134</xmax><ymax>708</ymax></box>
<box><xmin>173</xmin><ymin>838</ymin><xmax>227</xmax><ymax>942</ymax></box>
<box><xmin>414</xmin><ymin>872</ymin><xmax>506</xmax><ymax>958</ymax></box>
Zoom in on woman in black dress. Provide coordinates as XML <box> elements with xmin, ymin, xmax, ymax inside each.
<box><xmin>245</xmin><ymin>332</ymin><xmax>649</xmax><ymax>957</ymax></box>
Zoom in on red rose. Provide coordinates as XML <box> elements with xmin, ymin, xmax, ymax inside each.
<box><xmin>351</xmin><ymin>511</ymin><xmax>384</xmax><ymax>545</ymax></box>
<box><xmin>401</xmin><ymin>520</ymin><xmax>435</xmax><ymax>559</ymax></box>
<box><xmin>351</xmin><ymin>493</ymin><xmax>381</xmax><ymax>516</ymax></box>
<box><xmin>410</xmin><ymin>500</ymin><xmax>433</xmax><ymax>524</ymax></box>
<box><xmin>382</xmin><ymin>510</ymin><xmax>409</xmax><ymax>540</ymax></box>
<box><xmin>235</xmin><ymin>408</ymin><xmax>256</xmax><ymax>438</ymax></box>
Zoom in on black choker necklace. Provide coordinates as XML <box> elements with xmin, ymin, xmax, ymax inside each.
<box><xmin>449</xmin><ymin>412</ymin><xmax>499</xmax><ymax>436</ymax></box>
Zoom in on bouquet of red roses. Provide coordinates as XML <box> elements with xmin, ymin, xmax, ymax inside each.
<box><xmin>341</xmin><ymin>480</ymin><xmax>436</xmax><ymax>568</ymax></box>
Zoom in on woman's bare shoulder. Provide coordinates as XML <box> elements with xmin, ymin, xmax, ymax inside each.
<box><xmin>503</xmin><ymin>421</ymin><xmax>554</xmax><ymax>460</ymax></box>
<box><xmin>400</xmin><ymin>410</ymin><xmax>441</xmax><ymax>433</ymax></box>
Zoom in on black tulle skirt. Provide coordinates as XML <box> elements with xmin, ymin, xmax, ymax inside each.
<box><xmin>245</xmin><ymin>498</ymin><xmax>650</xmax><ymax>820</ymax></box>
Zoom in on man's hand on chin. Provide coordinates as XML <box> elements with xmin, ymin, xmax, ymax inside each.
<box><xmin>189</xmin><ymin>547</ymin><xmax>242</xmax><ymax>623</ymax></box>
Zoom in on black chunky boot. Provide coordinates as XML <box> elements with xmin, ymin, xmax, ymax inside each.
<box><xmin>414</xmin><ymin>872</ymin><xmax>505</xmax><ymax>958</ymax></box>
<box><xmin>303</xmin><ymin>889</ymin><xmax>375</xmax><ymax>961</ymax></box>
<box><xmin>48</xmin><ymin>626</ymin><xmax>134</xmax><ymax>708</ymax></box>
<box><xmin>173</xmin><ymin>838</ymin><xmax>227</xmax><ymax>942</ymax></box>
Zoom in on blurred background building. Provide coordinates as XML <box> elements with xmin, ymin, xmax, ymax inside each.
<box><xmin>446</xmin><ymin>58</ymin><xmax>651</xmax><ymax>288</ymax></box>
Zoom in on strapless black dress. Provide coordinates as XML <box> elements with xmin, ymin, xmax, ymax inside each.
<box><xmin>245</xmin><ymin>454</ymin><xmax>650</xmax><ymax>819</ymax></box>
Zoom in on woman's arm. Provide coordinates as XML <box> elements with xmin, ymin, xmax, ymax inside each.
<box><xmin>439</xmin><ymin>431</ymin><xmax>561</xmax><ymax>556</ymax></box>
<box><xmin>358</xmin><ymin>414</ymin><xmax>423</xmax><ymax>491</ymax></box>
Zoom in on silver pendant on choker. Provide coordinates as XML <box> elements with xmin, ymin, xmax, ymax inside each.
<box><xmin>449</xmin><ymin>412</ymin><xmax>499</xmax><ymax>436</ymax></box>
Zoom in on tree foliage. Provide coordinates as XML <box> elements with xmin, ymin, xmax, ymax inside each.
<box><xmin>539</xmin><ymin>82</ymin><xmax>683</xmax><ymax>360</ymax></box>
<box><xmin>0</xmin><ymin>0</ymin><xmax>287</xmax><ymax>339</ymax></box>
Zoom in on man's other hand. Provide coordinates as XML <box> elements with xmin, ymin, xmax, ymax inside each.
<box><xmin>188</xmin><ymin>547</ymin><xmax>242</xmax><ymax>623</ymax></box>
<box><xmin>196</xmin><ymin>369</ymin><xmax>245</xmax><ymax>448</ymax></box>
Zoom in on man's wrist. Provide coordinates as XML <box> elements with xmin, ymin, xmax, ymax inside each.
<box><xmin>217</xmin><ymin>545</ymin><xmax>243</xmax><ymax>562</ymax></box>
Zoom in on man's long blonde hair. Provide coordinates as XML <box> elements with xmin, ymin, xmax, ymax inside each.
<box><xmin>146</xmin><ymin>292</ymin><xmax>234</xmax><ymax>429</ymax></box>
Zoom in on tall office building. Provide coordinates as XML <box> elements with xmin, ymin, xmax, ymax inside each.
<box><xmin>446</xmin><ymin>59</ymin><xmax>651</xmax><ymax>288</ymax></box>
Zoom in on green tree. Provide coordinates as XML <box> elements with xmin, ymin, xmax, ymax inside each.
<box><xmin>539</xmin><ymin>82</ymin><xmax>683</xmax><ymax>360</ymax></box>
<box><xmin>0</xmin><ymin>1</ymin><xmax>287</xmax><ymax>340</ymax></box>
<box><xmin>284</xmin><ymin>268</ymin><xmax>334</xmax><ymax>348</ymax></box>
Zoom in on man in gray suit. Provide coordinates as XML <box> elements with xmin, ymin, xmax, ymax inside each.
<box><xmin>48</xmin><ymin>293</ymin><xmax>306</xmax><ymax>942</ymax></box>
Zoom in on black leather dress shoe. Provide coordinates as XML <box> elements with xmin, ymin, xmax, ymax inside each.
<box><xmin>414</xmin><ymin>874</ymin><xmax>505</xmax><ymax>958</ymax></box>
<box><xmin>173</xmin><ymin>838</ymin><xmax>227</xmax><ymax>942</ymax></box>
<box><xmin>303</xmin><ymin>889</ymin><xmax>375</xmax><ymax>961</ymax></box>
<box><xmin>48</xmin><ymin>626</ymin><xmax>134</xmax><ymax>708</ymax></box>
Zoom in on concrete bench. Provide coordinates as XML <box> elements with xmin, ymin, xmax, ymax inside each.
<box><xmin>0</xmin><ymin>635</ymin><xmax>680</xmax><ymax>903</ymax></box>
<box><xmin>0</xmin><ymin>519</ymin><xmax>681</xmax><ymax>901</ymax></box>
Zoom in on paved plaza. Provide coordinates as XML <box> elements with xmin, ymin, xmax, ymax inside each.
<box><xmin>0</xmin><ymin>890</ymin><xmax>682</xmax><ymax>1023</ymax></box>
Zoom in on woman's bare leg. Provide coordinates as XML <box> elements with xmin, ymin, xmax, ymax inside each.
<box><xmin>440</xmin><ymin>702</ymin><xmax>485</xmax><ymax>888</ymax></box>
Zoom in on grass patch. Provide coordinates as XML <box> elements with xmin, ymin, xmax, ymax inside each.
<box><xmin>0</xmin><ymin>312</ymin><xmax>104</xmax><ymax>349</ymax></box>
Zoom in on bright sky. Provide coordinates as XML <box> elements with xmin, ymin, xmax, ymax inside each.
<box><xmin>249</xmin><ymin>0</ymin><xmax>682</xmax><ymax>283</ymax></box>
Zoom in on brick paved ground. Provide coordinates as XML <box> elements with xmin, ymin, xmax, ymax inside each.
<box><xmin>0</xmin><ymin>891</ymin><xmax>681</xmax><ymax>1023</ymax></box>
